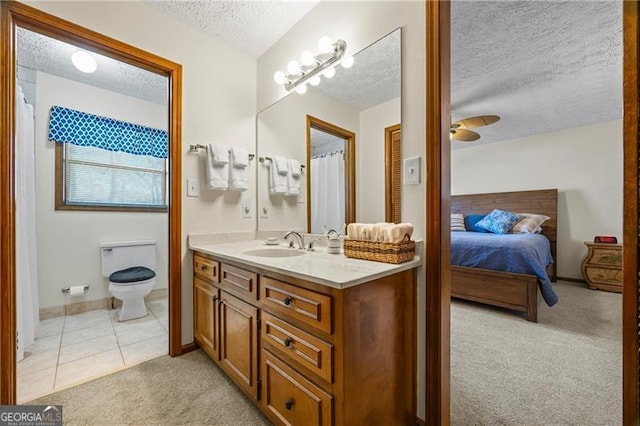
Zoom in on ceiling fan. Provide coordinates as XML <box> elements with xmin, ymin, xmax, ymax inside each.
<box><xmin>450</xmin><ymin>115</ymin><xmax>500</xmax><ymax>142</ymax></box>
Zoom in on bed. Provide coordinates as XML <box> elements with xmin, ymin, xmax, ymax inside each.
<box><xmin>450</xmin><ymin>189</ymin><xmax>558</xmax><ymax>322</ymax></box>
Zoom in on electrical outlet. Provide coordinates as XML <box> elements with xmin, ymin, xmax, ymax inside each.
<box><xmin>242</xmin><ymin>195</ymin><xmax>252</xmax><ymax>218</ymax></box>
<box><xmin>260</xmin><ymin>199</ymin><xmax>269</xmax><ymax>218</ymax></box>
<box><xmin>187</xmin><ymin>178</ymin><xmax>200</xmax><ymax>197</ymax></box>
<box><xmin>403</xmin><ymin>157</ymin><xmax>421</xmax><ymax>185</ymax></box>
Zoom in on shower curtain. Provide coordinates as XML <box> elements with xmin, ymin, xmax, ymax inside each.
<box><xmin>16</xmin><ymin>85</ymin><xmax>39</xmax><ymax>362</ymax></box>
<box><xmin>310</xmin><ymin>152</ymin><xmax>345</xmax><ymax>234</ymax></box>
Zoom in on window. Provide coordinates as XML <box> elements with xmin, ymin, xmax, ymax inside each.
<box><xmin>50</xmin><ymin>105</ymin><xmax>168</xmax><ymax>212</ymax></box>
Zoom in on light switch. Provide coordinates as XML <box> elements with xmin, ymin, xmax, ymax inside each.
<box><xmin>242</xmin><ymin>195</ymin><xmax>252</xmax><ymax>218</ymax></box>
<box><xmin>187</xmin><ymin>178</ymin><xmax>200</xmax><ymax>197</ymax></box>
<box><xmin>403</xmin><ymin>157</ymin><xmax>421</xmax><ymax>185</ymax></box>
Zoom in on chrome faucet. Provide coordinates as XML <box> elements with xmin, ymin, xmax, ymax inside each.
<box><xmin>284</xmin><ymin>231</ymin><xmax>305</xmax><ymax>249</ymax></box>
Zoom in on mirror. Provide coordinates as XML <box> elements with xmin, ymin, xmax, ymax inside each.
<box><xmin>257</xmin><ymin>28</ymin><xmax>401</xmax><ymax>232</ymax></box>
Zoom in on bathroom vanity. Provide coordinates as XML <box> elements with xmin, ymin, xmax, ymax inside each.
<box><xmin>189</xmin><ymin>239</ymin><xmax>420</xmax><ymax>425</ymax></box>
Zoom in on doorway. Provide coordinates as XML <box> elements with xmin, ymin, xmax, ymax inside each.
<box><xmin>0</xmin><ymin>2</ymin><xmax>183</xmax><ymax>404</ymax></box>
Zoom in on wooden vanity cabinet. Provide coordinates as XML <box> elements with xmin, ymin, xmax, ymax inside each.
<box><xmin>192</xmin><ymin>250</ymin><xmax>416</xmax><ymax>426</ymax></box>
<box><xmin>193</xmin><ymin>277</ymin><xmax>219</xmax><ymax>360</ymax></box>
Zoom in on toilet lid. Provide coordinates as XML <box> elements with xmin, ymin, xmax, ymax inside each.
<box><xmin>109</xmin><ymin>266</ymin><xmax>155</xmax><ymax>284</ymax></box>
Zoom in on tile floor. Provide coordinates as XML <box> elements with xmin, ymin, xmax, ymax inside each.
<box><xmin>17</xmin><ymin>298</ymin><xmax>168</xmax><ymax>403</ymax></box>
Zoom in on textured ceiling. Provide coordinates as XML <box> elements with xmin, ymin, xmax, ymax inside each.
<box><xmin>451</xmin><ymin>0</ymin><xmax>622</xmax><ymax>149</ymax></box>
<box><xmin>17</xmin><ymin>28</ymin><xmax>168</xmax><ymax>105</ymax></box>
<box><xmin>313</xmin><ymin>28</ymin><xmax>401</xmax><ymax>111</ymax></box>
<box><xmin>145</xmin><ymin>0</ymin><xmax>319</xmax><ymax>58</ymax></box>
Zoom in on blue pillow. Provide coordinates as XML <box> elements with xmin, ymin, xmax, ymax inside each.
<box><xmin>464</xmin><ymin>214</ymin><xmax>490</xmax><ymax>233</ymax></box>
<box><xmin>475</xmin><ymin>209</ymin><xmax>522</xmax><ymax>234</ymax></box>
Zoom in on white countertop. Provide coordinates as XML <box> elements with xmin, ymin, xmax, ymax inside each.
<box><xmin>189</xmin><ymin>239</ymin><xmax>421</xmax><ymax>290</ymax></box>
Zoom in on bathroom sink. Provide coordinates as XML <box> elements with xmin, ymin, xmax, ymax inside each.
<box><xmin>243</xmin><ymin>248</ymin><xmax>306</xmax><ymax>258</ymax></box>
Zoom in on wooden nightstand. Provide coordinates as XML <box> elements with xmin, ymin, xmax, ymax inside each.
<box><xmin>581</xmin><ymin>242</ymin><xmax>622</xmax><ymax>293</ymax></box>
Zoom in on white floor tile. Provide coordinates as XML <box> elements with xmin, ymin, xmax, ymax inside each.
<box><xmin>61</xmin><ymin>322</ymin><xmax>115</xmax><ymax>347</ymax></box>
<box><xmin>114</xmin><ymin>319</ymin><xmax>166</xmax><ymax>346</ymax></box>
<box><xmin>147</xmin><ymin>299</ymin><xmax>168</xmax><ymax>315</ymax></box>
<box><xmin>120</xmin><ymin>334</ymin><xmax>168</xmax><ymax>366</ymax></box>
<box><xmin>63</xmin><ymin>309</ymin><xmax>111</xmax><ymax>332</ymax></box>
<box><xmin>154</xmin><ymin>312</ymin><xmax>169</xmax><ymax>331</ymax></box>
<box><xmin>54</xmin><ymin>348</ymin><xmax>124</xmax><ymax>390</ymax></box>
<box><xmin>36</xmin><ymin>317</ymin><xmax>65</xmax><ymax>339</ymax></box>
<box><xmin>17</xmin><ymin>367</ymin><xmax>56</xmax><ymax>404</ymax></box>
<box><xmin>25</xmin><ymin>334</ymin><xmax>62</xmax><ymax>354</ymax></box>
<box><xmin>58</xmin><ymin>334</ymin><xmax>119</xmax><ymax>365</ymax></box>
<box><xmin>17</xmin><ymin>348</ymin><xmax>58</xmax><ymax>376</ymax></box>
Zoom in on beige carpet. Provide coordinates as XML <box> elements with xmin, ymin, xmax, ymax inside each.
<box><xmin>29</xmin><ymin>349</ymin><xmax>272</xmax><ymax>425</ymax></box>
<box><xmin>451</xmin><ymin>281</ymin><xmax>622</xmax><ymax>425</ymax></box>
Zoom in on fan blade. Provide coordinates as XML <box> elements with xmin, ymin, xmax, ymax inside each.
<box><xmin>451</xmin><ymin>128</ymin><xmax>480</xmax><ymax>142</ymax></box>
<box><xmin>453</xmin><ymin>115</ymin><xmax>500</xmax><ymax>129</ymax></box>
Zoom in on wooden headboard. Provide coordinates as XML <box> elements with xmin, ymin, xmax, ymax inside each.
<box><xmin>451</xmin><ymin>188</ymin><xmax>558</xmax><ymax>279</ymax></box>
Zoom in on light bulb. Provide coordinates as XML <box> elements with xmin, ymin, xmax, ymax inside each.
<box><xmin>71</xmin><ymin>50</ymin><xmax>97</xmax><ymax>73</ymax></box>
<box><xmin>273</xmin><ymin>70</ymin><xmax>287</xmax><ymax>85</ymax></box>
<box><xmin>341</xmin><ymin>55</ymin><xmax>354</xmax><ymax>69</ymax></box>
<box><xmin>323</xmin><ymin>67</ymin><xmax>336</xmax><ymax>79</ymax></box>
<box><xmin>318</xmin><ymin>36</ymin><xmax>333</xmax><ymax>54</ymax></box>
<box><xmin>287</xmin><ymin>60</ymin><xmax>301</xmax><ymax>75</ymax></box>
<box><xmin>301</xmin><ymin>50</ymin><xmax>315</xmax><ymax>66</ymax></box>
<box><xmin>295</xmin><ymin>84</ymin><xmax>308</xmax><ymax>94</ymax></box>
<box><xmin>309</xmin><ymin>75</ymin><xmax>321</xmax><ymax>86</ymax></box>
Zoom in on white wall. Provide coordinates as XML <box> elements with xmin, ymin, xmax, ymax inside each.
<box><xmin>451</xmin><ymin>120</ymin><xmax>623</xmax><ymax>279</ymax></box>
<box><xmin>257</xmin><ymin>1</ymin><xmax>426</xmax><ymax>417</ymax></box>
<box><xmin>257</xmin><ymin>87</ymin><xmax>359</xmax><ymax>231</ymax></box>
<box><xmin>357</xmin><ymin>97</ymin><xmax>401</xmax><ymax>223</ymax></box>
<box><xmin>34</xmin><ymin>72</ymin><xmax>168</xmax><ymax>309</ymax></box>
<box><xmin>26</xmin><ymin>1</ymin><xmax>257</xmax><ymax>343</ymax></box>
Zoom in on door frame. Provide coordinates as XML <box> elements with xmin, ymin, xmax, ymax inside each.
<box><xmin>425</xmin><ymin>1</ymin><xmax>640</xmax><ymax>423</ymax></box>
<box><xmin>0</xmin><ymin>1</ymin><xmax>183</xmax><ymax>404</ymax></box>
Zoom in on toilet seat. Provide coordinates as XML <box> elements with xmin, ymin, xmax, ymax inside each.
<box><xmin>109</xmin><ymin>266</ymin><xmax>156</xmax><ymax>284</ymax></box>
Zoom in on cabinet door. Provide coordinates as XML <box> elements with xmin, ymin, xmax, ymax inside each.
<box><xmin>220</xmin><ymin>291</ymin><xmax>259</xmax><ymax>400</ymax></box>
<box><xmin>194</xmin><ymin>278</ymin><xmax>219</xmax><ymax>360</ymax></box>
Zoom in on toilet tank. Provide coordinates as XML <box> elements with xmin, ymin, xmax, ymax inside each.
<box><xmin>100</xmin><ymin>240</ymin><xmax>157</xmax><ymax>277</ymax></box>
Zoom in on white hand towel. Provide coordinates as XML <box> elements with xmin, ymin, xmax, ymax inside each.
<box><xmin>272</xmin><ymin>155</ymin><xmax>288</xmax><ymax>175</ymax></box>
<box><xmin>286</xmin><ymin>158</ymin><xmax>301</xmax><ymax>196</ymax></box>
<box><xmin>205</xmin><ymin>144</ymin><xmax>228</xmax><ymax>190</ymax></box>
<box><xmin>229</xmin><ymin>146</ymin><xmax>249</xmax><ymax>192</ymax></box>
<box><xmin>209</xmin><ymin>143</ymin><xmax>229</xmax><ymax>165</ymax></box>
<box><xmin>269</xmin><ymin>162</ymin><xmax>287</xmax><ymax>195</ymax></box>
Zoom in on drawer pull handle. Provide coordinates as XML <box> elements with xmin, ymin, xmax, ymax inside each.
<box><xmin>201</xmin><ymin>265</ymin><xmax>208</xmax><ymax>271</ymax></box>
<box><xmin>285</xmin><ymin>399</ymin><xmax>294</xmax><ymax>410</ymax></box>
<box><xmin>284</xmin><ymin>337</ymin><xmax>293</xmax><ymax>348</ymax></box>
<box><xmin>283</xmin><ymin>296</ymin><xmax>293</xmax><ymax>306</ymax></box>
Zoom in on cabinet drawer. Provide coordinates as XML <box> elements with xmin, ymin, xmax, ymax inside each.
<box><xmin>262</xmin><ymin>349</ymin><xmax>332</xmax><ymax>426</ymax></box>
<box><xmin>221</xmin><ymin>263</ymin><xmax>258</xmax><ymax>300</ymax></box>
<box><xmin>260</xmin><ymin>277</ymin><xmax>332</xmax><ymax>335</ymax></box>
<box><xmin>194</xmin><ymin>254</ymin><xmax>219</xmax><ymax>283</ymax></box>
<box><xmin>262</xmin><ymin>312</ymin><xmax>333</xmax><ymax>384</ymax></box>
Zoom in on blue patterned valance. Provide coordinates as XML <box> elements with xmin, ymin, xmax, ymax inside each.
<box><xmin>48</xmin><ymin>106</ymin><xmax>168</xmax><ymax>159</ymax></box>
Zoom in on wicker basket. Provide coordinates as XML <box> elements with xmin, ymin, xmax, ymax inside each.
<box><xmin>343</xmin><ymin>236</ymin><xmax>415</xmax><ymax>264</ymax></box>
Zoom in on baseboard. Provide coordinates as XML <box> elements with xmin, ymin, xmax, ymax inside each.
<box><xmin>39</xmin><ymin>287</ymin><xmax>168</xmax><ymax>319</ymax></box>
<box><xmin>181</xmin><ymin>342</ymin><xmax>199</xmax><ymax>354</ymax></box>
<box><xmin>557</xmin><ymin>276</ymin><xmax>586</xmax><ymax>284</ymax></box>
<box><xmin>416</xmin><ymin>417</ymin><xmax>425</xmax><ymax>426</ymax></box>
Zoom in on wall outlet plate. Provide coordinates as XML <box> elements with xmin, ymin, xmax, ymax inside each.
<box><xmin>242</xmin><ymin>195</ymin><xmax>252</xmax><ymax>218</ymax></box>
<box><xmin>260</xmin><ymin>199</ymin><xmax>269</xmax><ymax>218</ymax></box>
<box><xmin>186</xmin><ymin>178</ymin><xmax>200</xmax><ymax>197</ymax></box>
<box><xmin>403</xmin><ymin>156</ymin><xmax>421</xmax><ymax>185</ymax></box>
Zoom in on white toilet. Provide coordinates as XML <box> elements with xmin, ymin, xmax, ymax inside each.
<box><xmin>100</xmin><ymin>240</ymin><xmax>157</xmax><ymax>321</ymax></box>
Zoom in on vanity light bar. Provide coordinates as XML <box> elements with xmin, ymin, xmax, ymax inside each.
<box><xmin>188</xmin><ymin>144</ymin><xmax>255</xmax><ymax>160</ymax></box>
<box><xmin>274</xmin><ymin>38</ymin><xmax>348</xmax><ymax>93</ymax></box>
<box><xmin>259</xmin><ymin>156</ymin><xmax>305</xmax><ymax>170</ymax></box>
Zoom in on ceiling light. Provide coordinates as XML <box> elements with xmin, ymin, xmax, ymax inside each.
<box><xmin>71</xmin><ymin>50</ymin><xmax>97</xmax><ymax>73</ymax></box>
<box><xmin>295</xmin><ymin>84</ymin><xmax>308</xmax><ymax>94</ymax></box>
<box><xmin>273</xmin><ymin>37</ymin><xmax>347</xmax><ymax>94</ymax></box>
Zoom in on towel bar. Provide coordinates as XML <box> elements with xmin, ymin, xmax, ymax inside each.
<box><xmin>259</xmin><ymin>156</ymin><xmax>305</xmax><ymax>169</ymax></box>
<box><xmin>188</xmin><ymin>144</ymin><xmax>255</xmax><ymax>160</ymax></box>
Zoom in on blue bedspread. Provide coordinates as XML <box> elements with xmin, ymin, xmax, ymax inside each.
<box><xmin>451</xmin><ymin>232</ymin><xmax>558</xmax><ymax>307</ymax></box>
